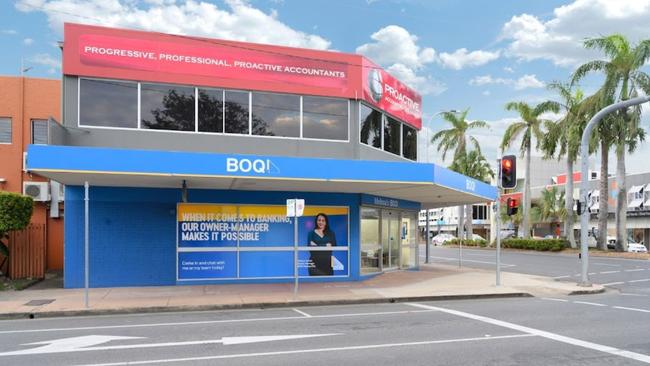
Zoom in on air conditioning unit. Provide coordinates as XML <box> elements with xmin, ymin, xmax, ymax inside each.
<box><xmin>23</xmin><ymin>182</ymin><xmax>50</xmax><ymax>202</ymax></box>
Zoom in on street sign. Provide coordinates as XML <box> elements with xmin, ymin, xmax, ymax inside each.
<box><xmin>286</xmin><ymin>199</ymin><xmax>305</xmax><ymax>217</ymax></box>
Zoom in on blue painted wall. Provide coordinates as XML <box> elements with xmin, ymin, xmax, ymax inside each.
<box><xmin>64</xmin><ymin>186</ymin><xmax>365</xmax><ymax>288</ymax></box>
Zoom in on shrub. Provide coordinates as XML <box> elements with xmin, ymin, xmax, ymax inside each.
<box><xmin>447</xmin><ymin>238</ymin><xmax>488</xmax><ymax>247</ymax></box>
<box><xmin>500</xmin><ymin>238</ymin><xmax>567</xmax><ymax>252</ymax></box>
<box><xmin>0</xmin><ymin>192</ymin><xmax>34</xmax><ymax>260</ymax></box>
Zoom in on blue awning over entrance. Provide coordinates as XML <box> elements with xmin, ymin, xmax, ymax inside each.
<box><xmin>26</xmin><ymin>145</ymin><xmax>497</xmax><ymax>207</ymax></box>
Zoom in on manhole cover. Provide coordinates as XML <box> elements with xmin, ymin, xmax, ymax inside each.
<box><xmin>24</xmin><ymin>299</ymin><xmax>55</xmax><ymax>306</ymax></box>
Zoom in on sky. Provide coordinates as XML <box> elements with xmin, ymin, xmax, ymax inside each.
<box><xmin>1</xmin><ymin>0</ymin><xmax>649</xmax><ymax>175</ymax></box>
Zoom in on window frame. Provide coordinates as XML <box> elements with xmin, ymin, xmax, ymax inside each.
<box><xmin>0</xmin><ymin>117</ymin><xmax>12</xmax><ymax>144</ymax></box>
<box><xmin>78</xmin><ymin>77</ymin><xmax>140</xmax><ymax>130</ymax></box>
<box><xmin>31</xmin><ymin>119</ymin><xmax>49</xmax><ymax>145</ymax></box>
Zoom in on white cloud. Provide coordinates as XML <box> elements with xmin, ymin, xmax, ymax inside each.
<box><xmin>15</xmin><ymin>0</ymin><xmax>331</xmax><ymax>50</ymax></box>
<box><xmin>482</xmin><ymin>90</ymin><xmax>491</xmax><ymax>96</ymax></box>
<box><xmin>513</xmin><ymin>74</ymin><xmax>544</xmax><ymax>90</ymax></box>
<box><xmin>356</xmin><ymin>25</ymin><xmax>435</xmax><ymax>70</ymax></box>
<box><xmin>23</xmin><ymin>38</ymin><xmax>34</xmax><ymax>45</ymax></box>
<box><xmin>356</xmin><ymin>25</ymin><xmax>445</xmax><ymax>95</ymax></box>
<box><xmin>503</xmin><ymin>66</ymin><xmax>514</xmax><ymax>73</ymax></box>
<box><xmin>437</xmin><ymin>48</ymin><xmax>500</xmax><ymax>70</ymax></box>
<box><xmin>500</xmin><ymin>0</ymin><xmax>650</xmax><ymax>67</ymax></box>
<box><xmin>1</xmin><ymin>29</ymin><xmax>18</xmax><ymax>35</ymax></box>
<box><xmin>26</xmin><ymin>53</ymin><xmax>60</xmax><ymax>74</ymax></box>
<box><xmin>469</xmin><ymin>74</ymin><xmax>545</xmax><ymax>90</ymax></box>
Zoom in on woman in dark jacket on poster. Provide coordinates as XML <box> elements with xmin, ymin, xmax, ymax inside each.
<box><xmin>307</xmin><ymin>213</ymin><xmax>336</xmax><ymax>276</ymax></box>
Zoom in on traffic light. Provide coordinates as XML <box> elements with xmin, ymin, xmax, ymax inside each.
<box><xmin>506</xmin><ymin>197</ymin><xmax>518</xmax><ymax>216</ymax></box>
<box><xmin>501</xmin><ymin>155</ymin><xmax>517</xmax><ymax>189</ymax></box>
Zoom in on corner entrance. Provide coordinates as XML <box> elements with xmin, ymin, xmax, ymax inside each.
<box><xmin>361</xmin><ymin>207</ymin><xmax>418</xmax><ymax>274</ymax></box>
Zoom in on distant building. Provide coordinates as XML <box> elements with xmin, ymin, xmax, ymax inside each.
<box><xmin>0</xmin><ymin>76</ymin><xmax>63</xmax><ymax>272</ymax></box>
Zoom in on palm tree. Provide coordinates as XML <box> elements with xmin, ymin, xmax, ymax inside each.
<box><xmin>431</xmin><ymin>108</ymin><xmax>488</xmax><ymax>239</ymax></box>
<box><xmin>449</xmin><ymin>149</ymin><xmax>495</xmax><ymax>239</ymax></box>
<box><xmin>532</xmin><ymin>187</ymin><xmax>568</xmax><ymax>238</ymax></box>
<box><xmin>541</xmin><ymin>83</ymin><xmax>586</xmax><ymax>248</ymax></box>
<box><xmin>431</xmin><ymin>108</ymin><xmax>487</xmax><ymax>162</ymax></box>
<box><xmin>501</xmin><ymin>101</ymin><xmax>560</xmax><ymax>238</ymax></box>
<box><xmin>571</xmin><ymin>34</ymin><xmax>650</xmax><ymax>251</ymax></box>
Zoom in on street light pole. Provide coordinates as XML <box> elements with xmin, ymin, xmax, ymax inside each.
<box><xmin>578</xmin><ymin>95</ymin><xmax>650</xmax><ymax>286</ymax></box>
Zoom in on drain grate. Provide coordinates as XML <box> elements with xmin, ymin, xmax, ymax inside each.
<box><xmin>24</xmin><ymin>299</ymin><xmax>55</xmax><ymax>306</ymax></box>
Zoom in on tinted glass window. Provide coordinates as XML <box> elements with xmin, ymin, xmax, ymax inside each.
<box><xmin>384</xmin><ymin>116</ymin><xmax>401</xmax><ymax>155</ymax></box>
<box><xmin>359</xmin><ymin>104</ymin><xmax>382</xmax><ymax>148</ymax></box>
<box><xmin>198</xmin><ymin>88</ymin><xmax>223</xmax><ymax>133</ymax></box>
<box><xmin>225</xmin><ymin>90</ymin><xmax>250</xmax><ymax>134</ymax></box>
<box><xmin>251</xmin><ymin>92</ymin><xmax>300</xmax><ymax>137</ymax></box>
<box><xmin>302</xmin><ymin>96</ymin><xmax>348</xmax><ymax>140</ymax></box>
<box><xmin>402</xmin><ymin>124</ymin><xmax>417</xmax><ymax>160</ymax></box>
<box><xmin>0</xmin><ymin>118</ymin><xmax>11</xmax><ymax>143</ymax></box>
<box><xmin>80</xmin><ymin>79</ymin><xmax>138</xmax><ymax>128</ymax></box>
<box><xmin>141</xmin><ymin>83</ymin><xmax>195</xmax><ymax>131</ymax></box>
<box><xmin>32</xmin><ymin>119</ymin><xmax>48</xmax><ymax>144</ymax></box>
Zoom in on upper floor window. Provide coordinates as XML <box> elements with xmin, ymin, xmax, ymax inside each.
<box><xmin>141</xmin><ymin>83</ymin><xmax>195</xmax><ymax>131</ymax></box>
<box><xmin>0</xmin><ymin>117</ymin><xmax>11</xmax><ymax>143</ymax></box>
<box><xmin>383</xmin><ymin>116</ymin><xmax>401</xmax><ymax>155</ymax></box>
<box><xmin>31</xmin><ymin>119</ymin><xmax>48</xmax><ymax>144</ymax></box>
<box><xmin>79</xmin><ymin>79</ymin><xmax>138</xmax><ymax>128</ymax></box>
<box><xmin>402</xmin><ymin>124</ymin><xmax>417</xmax><ymax>161</ymax></box>
<box><xmin>198</xmin><ymin>88</ymin><xmax>224</xmax><ymax>133</ymax></box>
<box><xmin>359</xmin><ymin>104</ymin><xmax>382</xmax><ymax>148</ymax></box>
<box><xmin>252</xmin><ymin>92</ymin><xmax>300</xmax><ymax>137</ymax></box>
<box><xmin>302</xmin><ymin>96</ymin><xmax>348</xmax><ymax>141</ymax></box>
<box><xmin>225</xmin><ymin>90</ymin><xmax>250</xmax><ymax>135</ymax></box>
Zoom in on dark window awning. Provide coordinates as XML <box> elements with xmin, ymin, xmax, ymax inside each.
<box><xmin>26</xmin><ymin>145</ymin><xmax>497</xmax><ymax>208</ymax></box>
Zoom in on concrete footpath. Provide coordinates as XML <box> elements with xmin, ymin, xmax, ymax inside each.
<box><xmin>0</xmin><ymin>264</ymin><xmax>604</xmax><ymax>319</ymax></box>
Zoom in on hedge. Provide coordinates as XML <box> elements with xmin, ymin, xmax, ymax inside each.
<box><xmin>501</xmin><ymin>238</ymin><xmax>567</xmax><ymax>252</ymax></box>
<box><xmin>446</xmin><ymin>239</ymin><xmax>488</xmax><ymax>247</ymax></box>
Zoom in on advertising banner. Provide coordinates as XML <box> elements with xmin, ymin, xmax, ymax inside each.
<box><xmin>362</xmin><ymin>58</ymin><xmax>422</xmax><ymax>129</ymax></box>
<box><xmin>176</xmin><ymin>203</ymin><xmax>349</xmax><ymax>280</ymax></box>
<box><xmin>63</xmin><ymin>23</ymin><xmax>422</xmax><ymax>129</ymax></box>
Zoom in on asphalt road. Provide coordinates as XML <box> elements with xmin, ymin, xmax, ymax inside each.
<box><xmin>420</xmin><ymin>245</ymin><xmax>650</xmax><ymax>296</ymax></box>
<box><xmin>0</xmin><ymin>298</ymin><xmax>648</xmax><ymax>365</ymax></box>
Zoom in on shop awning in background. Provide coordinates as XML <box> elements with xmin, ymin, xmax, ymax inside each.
<box><xmin>26</xmin><ymin>145</ymin><xmax>497</xmax><ymax>208</ymax></box>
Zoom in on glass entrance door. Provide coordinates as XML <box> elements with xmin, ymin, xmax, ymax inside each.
<box><xmin>400</xmin><ymin>212</ymin><xmax>418</xmax><ymax>269</ymax></box>
<box><xmin>381</xmin><ymin>210</ymin><xmax>400</xmax><ymax>269</ymax></box>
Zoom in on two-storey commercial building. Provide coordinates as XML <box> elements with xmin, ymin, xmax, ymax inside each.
<box><xmin>26</xmin><ymin>23</ymin><xmax>496</xmax><ymax>288</ymax></box>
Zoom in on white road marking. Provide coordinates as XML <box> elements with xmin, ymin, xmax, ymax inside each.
<box><xmin>602</xmin><ymin>282</ymin><xmax>625</xmax><ymax>286</ymax></box>
<box><xmin>613</xmin><ymin>306</ymin><xmax>650</xmax><ymax>313</ymax></box>
<box><xmin>77</xmin><ymin>334</ymin><xmax>535</xmax><ymax>366</ymax></box>
<box><xmin>292</xmin><ymin>308</ymin><xmax>312</xmax><ymax>318</ymax></box>
<box><xmin>599</xmin><ymin>271</ymin><xmax>620</xmax><ymax>274</ymax></box>
<box><xmin>428</xmin><ymin>256</ymin><xmax>516</xmax><ymax>267</ymax></box>
<box><xmin>625</xmin><ymin>269</ymin><xmax>645</xmax><ymax>272</ymax></box>
<box><xmin>0</xmin><ymin>309</ymin><xmax>436</xmax><ymax>335</ymax></box>
<box><xmin>552</xmin><ymin>275</ymin><xmax>571</xmax><ymax>279</ymax></box>
<box><xmin>540</xmin><ymin>298</ymin><xmax>568</xmax><ymax>302</ymax></box>
<box><xmin>593</xmin><ymin>263</ymin><xmax>621</xmax><ymax>267</ymax></box>
<box><xmin>620</xmin><ymin>293</ymin><xmax>648</xmax><ymax>297</ymax></box>
<box><xmin>628</xmin><ymin>278</ymin><xmax>650</xmax><ymax>283</ymax></box>
<box><xmin>0</xmin><ymin>334</ymin><xmax>339</xmax><ymax>356</ymax></box>
<box><xmin>573</xmin><ymin>301</ymin><xmax>607</xmax><ymax>307</ymax></box>
<box><xmin>406</xmin><ymin>303</ymin><xmax>650</xmax><ymax>364</ymax></box>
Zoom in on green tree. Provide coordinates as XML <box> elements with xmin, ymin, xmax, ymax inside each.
<box><xmin>431</xmin><ymin>108</ymin><xmax>487</xmax><ymax>162</ymax></box>
<box><xmin>449</xmin><ymin>149</ymin><xmax>495</xmax><ymax>238</ymax></box>
<box><xmin>541</xmin><ymin>83</ymin><xmax>587</xmax><ymax>248</ymax></box>
<box><xmin>571</xmin><ymin>34</ymin><xmax>650</xmax><ymax>251</ymax></box>
<box><xmin>501</xmin><ymin>101</ymin><xmax>560</xmax><ymax>238</ymax></box>
<box><xmin>532</xmin><ymin>186</ymin><xmax>567</xmax><ymax>238</ymax></box>
<box><xmin>431</xmin><ymin>108</ymin><xmax>488</xmax><ymax>240</ymax></box>
<box><xmin>0</xmin><ymin>192</ymin><xmax>34</xmax><ymax>275</ymax></box>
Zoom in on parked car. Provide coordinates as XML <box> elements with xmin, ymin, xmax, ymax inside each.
<box><xmin>627</xmin><ymin>240</ymin><xmax>648</xmax><ymax>253</ymax></box>
<box><xmin>431</xmin><ymin>233</ymin><xmax>456</xmax><ymax>246</ymax></box>
<box><xmin>471</xmin><ymin>234</ymin><xmax>485</xmax><ymax>241</ymax></box>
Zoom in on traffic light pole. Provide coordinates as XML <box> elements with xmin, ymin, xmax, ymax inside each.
<box><xmin>578</xmin><ymin>95</ymin><xmax>650</xmax><ymax>287</ymax></box>
<box><xmin>496</xmin><ymin>157</ymin><xmax>502</xmax><ymax>287</ymax></box>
